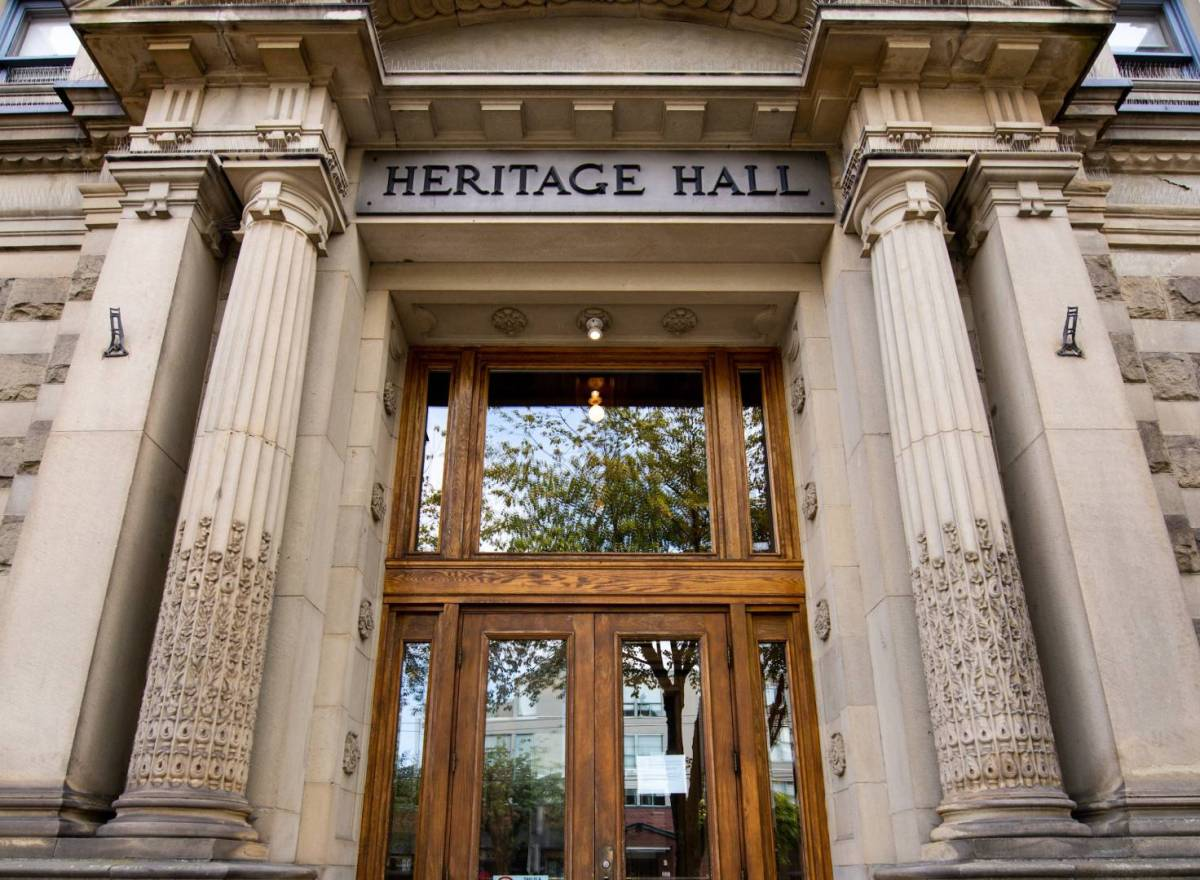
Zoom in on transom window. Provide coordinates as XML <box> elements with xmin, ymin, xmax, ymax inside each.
<box><xmin>393</xmin><ymin>348</ymin><xmax>796</xmax><ymax>561</ymax></box>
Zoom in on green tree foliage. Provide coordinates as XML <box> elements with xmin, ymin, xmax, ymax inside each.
<box><xmin>480</xmin><ymin>404</ymin><xmax>711</xmax><ymax>553</ymax></box>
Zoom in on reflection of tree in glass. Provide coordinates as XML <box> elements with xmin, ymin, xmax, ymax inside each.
<box><xmin>416</xmin><ymin>423</ymin><xmax>446</xmax><ymax>552</ymax></box>
<box><xmin>759</xmin><ymin>643</ymin><xmax>805</xmax><ymax>878</ymax></box>
<box><xmin>623</xmin><ymin>640</ymin><xmax>708</xmax><ymax>878</ymax></box>
<box><xmin>481</xmin><ymin>405</ymin><xmax>710</xmax><ymax>553</ymax></box>
<box><xmin>480</xmin><ymin>745</ymin><xmax>566</xmax><ymax>875</ymax></box>
<box><xmin>744</xmin><ymin>404</ymin><xmax>773</xmax><ymax>550</ymax></box>
<box><xmin>480</xmin><ymin>640</ymin><xmax>568</xmax><ymax>877</ymax></box>
<box><xmin>389</xmin><ymin>643</ymin><xmax>432</xmax><ymax>877</ymax></box>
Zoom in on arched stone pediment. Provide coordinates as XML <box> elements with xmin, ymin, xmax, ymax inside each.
<box><xmin>380</xmin><ymin>16</ymin><xmax>806</xmax><ymax>73</ymax></box>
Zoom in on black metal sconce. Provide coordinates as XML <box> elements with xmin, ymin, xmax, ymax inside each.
<box><xmin>1056</xmin><ymin>306</ymin><xmax>1083</xmax><ymax>358</ymax></box>
<box><xmin>103</xmin><ymin>307</ymin><xmax>129</xmax><ymax>358</ymax></box>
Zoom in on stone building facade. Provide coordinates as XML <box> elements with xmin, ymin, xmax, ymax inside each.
<box><xmin>0</xmin><ymin>0</ymin><xmax>1198</xmax><ymax>878</ymax></box>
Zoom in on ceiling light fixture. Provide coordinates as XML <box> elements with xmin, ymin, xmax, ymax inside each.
<box><xmin>587</xmin><ymin>389</ymin><xmax>605</xmax><ymax>423</ymax></box>
<box><xmin>576</xmin><ymin>308</ymin><xmax>612</xmax><ymax>342</ymax></box>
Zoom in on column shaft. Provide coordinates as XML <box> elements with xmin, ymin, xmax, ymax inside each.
<box><xmin>100</xmin><ymin>177</ymin><xmax>329</xmax><ymax>844</ymax></box>
<box><xmin>857</xmin><ymin>173</ymin><xmax>1084</xmax><ymax>840</ymax></box>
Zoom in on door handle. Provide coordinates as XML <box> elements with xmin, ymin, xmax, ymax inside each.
<box><xmin>598</xmin><ymin>843</ymin><xmax>614</xmax><ymax>880</ymax></box>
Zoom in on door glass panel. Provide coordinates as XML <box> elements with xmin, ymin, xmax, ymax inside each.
<box><xmin>740</xmin><ymin>369</ymin><xmax>775</xmax><ymax>553</ymax></box>
<box><xmin>414</xmin><ymin>371</ymin><xmax>451</xmax><ymax>552</ymax></box>
<box><xmin>387</xmin><ymin>642</ymin><xmax>432</xmax><ymax>880</ymax></box>
<box><xmin>758</xmin><ymin>642</ymin><xmax>805</xmax><ymax>879</ymax></box>
<box><xmin>479</xmin><ymin>639</ymin><xmax>568</xmax><ymax>879</ymax></box>
<box><xmin>480</xmin><ymin>370</ymin><xmax>711</xmax><ymax>553</ymax></box>
<box><xmin>621</xmin><ymin>639</ymin><xmax>710</xmax><ymax>879</ymax></box>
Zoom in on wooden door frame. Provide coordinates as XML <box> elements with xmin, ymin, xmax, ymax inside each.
<box><xmin>359</xmin><ymin>344</ymin><xmax>831</xmax><ymax>880</ymax></box>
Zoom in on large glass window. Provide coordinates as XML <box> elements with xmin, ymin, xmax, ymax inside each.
<box><xmin>480</xmin><ymin>370</ymin><xmax>711</xmax><ymax>553</ymax></box>
<box><xmin>12</xmin><ymin>15</ymin><xmax>77</xmax><ymax>57</ymax></box>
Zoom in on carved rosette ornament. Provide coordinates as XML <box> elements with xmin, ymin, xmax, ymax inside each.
<box><xmin>342</xmin><ymin>732</ymin><xmax>361</xmax><ymax>776</ymax></box>
<box><xmin>827</xmin><ymin>733</ymin><xmax>846</xmax><ymax>777</ymax></box>
<box><xmin>813</xmin><ymin>599</ymin><xmax>831</xmax><ymax>641</ymax></box>
<box><xmin>371</xmin><ymin>482</ymin><xmax>387</xmax><ymax>523</ymax></box>
<box><xmin>491</xmin><ymin>306</ymin><xmax>528</xmax><ymax>337</ymax></box>
<box><xmin>852</xmin><ymin>171</ymin><xmax>1083</xmax><ymax>840</ymax></box>
<box><xmin>802</xmin><ymin>482</ymin><xmax>818</xmax><ymax>521</ymax></box>
<box><xmin>102</xmin><ymin>176</ymin><xmax>332</xmax><ymax>843</ymax></box>
<box><xmin>383</xmin><ymin>380</ymin><xmax>398</xmax><ymax>418</ymax></box>
<box><xmin>358</xmin><ymin>599</ymin><xmax>375</xmax><ymax>641</ymax></box>
<box><xmin>790</xmin><ymin>373</ymin><xmax>806</xmax><ymax>415</ymax></box>
<box><xmin>661</xmin><ymin>307</ymin><xmax>698</xmax><ymax>336</ymax></box>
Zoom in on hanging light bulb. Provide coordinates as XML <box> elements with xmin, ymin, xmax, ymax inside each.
<box><xmin>585</xmin><ymin>316</ymin><xmax>604</xmax><ymax>341</ymax></box>
<box><xmin>587</xmin><ymin>389</ymin><xmax>605</xmax><ymax>422</ymax></box>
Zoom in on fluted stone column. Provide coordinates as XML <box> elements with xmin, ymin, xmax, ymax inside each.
<box><xmin>852</xmin><ymin>169</ymin><xmax>1087</xmax><ymax>841</ymax></box>
<box><xmin>98</xmin><ymin>174</ymin><xmax>331</xmax><ymax>850</ymax></box>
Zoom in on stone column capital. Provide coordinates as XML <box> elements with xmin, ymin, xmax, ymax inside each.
<box><xmin>224</xmin><ymin>159</ymin><xmax>346</xmax><ymax>256</ymax></box>
<box><xmin>843</xmin><ymin>158</ymin><xmax>966</xmax><ymax>254</ymax></box>
<box><xmin>953</xmin><ymin>153</ymin><xmax>1082</xmax><ymax>254</ymax></box>
<box><xmin>856</xmin><ymin>173</ymin><xmax>951</xmax><ymax>255</ymax></box>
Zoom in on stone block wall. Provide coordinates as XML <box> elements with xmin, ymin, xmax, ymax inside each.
<box><xmin>0</xmin><ymin>251</ymin><xmax>98</xmax><ymax>577</ymax></box>
<box><xmin>1092</xmin><ymin>245</ymin><xmax>1200</xmax><ymax>622</ymax></box>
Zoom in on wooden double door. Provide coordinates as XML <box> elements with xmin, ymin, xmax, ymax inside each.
<box><xmin>444</xmin><ymin>610</ymin><xmax>738</xmax><ymax>880</ymax></box>
<box><xmin>367</xmin><ymin>604</ymin><xmax>825</xmax><ymax>880</ymax></box>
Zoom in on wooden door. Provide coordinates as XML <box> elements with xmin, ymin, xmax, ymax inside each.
<box><xmin>443</xmin><ymin>610</ymin><xmax>742</xmax><ymax>880</ymax></box>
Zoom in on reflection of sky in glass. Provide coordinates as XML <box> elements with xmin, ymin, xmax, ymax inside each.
<box><xmin>740</xmin><ymin>370</ymin><xmax>775</xmax><ymax>553</ymax></box>
<box><xmin>480</xmin><ymin>371</ymin><xmax>711</xmax><ymax>554</ymax></box>
<box><xmin>415</xmin><ymin>372</ymin><xmax>450</xmax><ymax>552</ymax></box>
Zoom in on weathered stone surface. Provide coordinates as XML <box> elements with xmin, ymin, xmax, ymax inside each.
<box><xmin>45</xmin><ymin>334</ymin><xmax>78</xmax><ymax>384</ymax></box>
<box><xmin>2</xmin><ymin>277</ymin><xmax>68</xmax><ymax>322</ymax></box>
<box><xmin>0</xmin><ymin>437</ymin><xmax>22</xmax><ymax>482</ymax></box>
<box><xmin>1168</xmin><ymin>277</ymin><xmax>1200</xmax><ymax>321</ymax></box>
<box><xmin>1121</xmin><ymin>276</ymin><xmax>1169</xmax><ymax>320</ymax></box>
<box><xmin>0</xmin><ymin>353</ymin><xmax>47</xmax><ymax>402</ymax></box>
<box><xmin>1110</xmin><ymin>332</ymin><xmax>1146</xmax><ymax>383</ymax></box>
<box><xmin>1143</xmin><ymin>353</ymin><xmax>1200</xmax><ymax>400</ymax></box>
<box><xmin>0</xmin><ymin>515</ymin><xmax>22</xmax><ymax>569</ymax></box>
<box><xmin>1166</xmin><ymin>434</ymin><xmax>1200</xmax><ymax>487</ymax></box>
<box><xmin>1166</xmin><ymin>514</ymin><xmax>1200</xmax><ymax>573</ymax></box>
<box><xmin>18</xmin><ymin>420</ymin><xmax>50</xmax><ymax>476</ymax></box>
<box><xmin>1138</xmin><ymin>421</ymin><xmax>1172</xmax><ymax>474</ymax></box>
<box><xmin>1085</xmin><ymin>254</ymin><xmax>1121</xmax><ymax>301</ymax></box>
<box><xmin>68</xmin><ymin>255</ymin><xmax>104</xmax><ymax>302</ymax></box>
